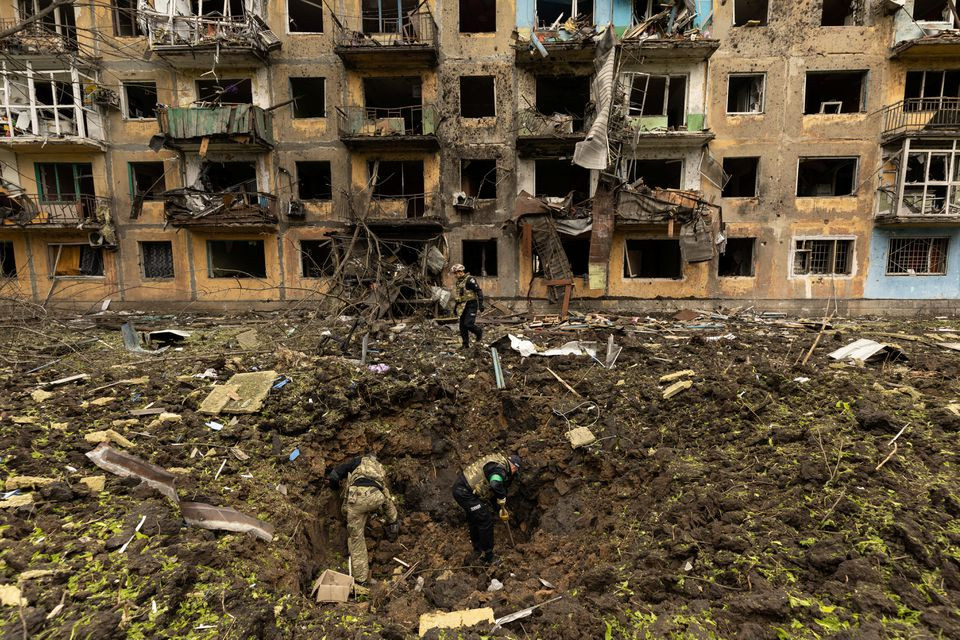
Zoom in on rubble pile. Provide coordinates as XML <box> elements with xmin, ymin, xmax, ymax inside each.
<box><xmin>0</xmin><ymin>309</ymin><xmax>959</xmax><ymax>638</ymax></box>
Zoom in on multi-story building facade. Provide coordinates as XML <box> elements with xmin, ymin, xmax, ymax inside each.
<box><xmin>0</xmin><ymin>0</ymin><xmax>957</xmax><ymax>312</ymax></box>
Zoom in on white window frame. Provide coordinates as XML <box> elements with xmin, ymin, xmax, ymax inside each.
<box><xmin>726</xmin><ymin>73</ymin><xmax>765</xmax><ymax>115</ymax></box>
<box><xmin>121</xmin><ymin>80</ymin><xmax>158</xmax><ymax>121</ymax></box>
<box><xmin>796</xmin><ymin>156</ymin><xmax>859</xmax><ymax>198</ymax></box>
<box><xmin>623</xmin><ymin>72</ymin><xmax>689</xmax><ymax>120</ymax></box>
<box><xmin>802</xmin><ymin>70</ymin><xmax>868</xmax><ymax>115</ymax></box>
<box><xmin>789</xmin><ymin>236</ymin><xmax>856</xmax><ymax>279</ymax></box>
<box><xmin>885</xmin><ymin>236</ymin><xmax>949</xmax><ymax>276</ymax></box>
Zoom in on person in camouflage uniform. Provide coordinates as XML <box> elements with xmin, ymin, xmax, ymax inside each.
<box><xmin>328</xmin><ymin>453</ymin><xmax>399</xmax><ymax>584</ymax></box>
<box><xmin>451</xmin><ymin>452</ymin><xmax>521</xmax><ymax>565</ymax></box>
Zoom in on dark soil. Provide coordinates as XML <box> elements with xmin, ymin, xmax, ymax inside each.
<box><xmin>1</xmin><ymin>310</ymin><xmax>959</xmax><ymax>639</ymax></box>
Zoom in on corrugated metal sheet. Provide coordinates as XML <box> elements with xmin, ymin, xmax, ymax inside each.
<box><xmin>158</xmin><ymin>105</ymin><xmax>274</xmax><ymax>146</ymax></box>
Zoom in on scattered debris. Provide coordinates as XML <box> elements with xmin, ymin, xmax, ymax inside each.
<box><xmin>4</xmin><ymin>476</ymin><xmax>55</xmax><ymax>490</ymax></box>
<box><xmin>311</xmin><ymin>569</ymin><xmax>354</xmax><ymax>603</ymax></box>
<box><xmin>538</xmin><ymin>578</ymin><xmax>556</xmax><ymax>590</ymax></box>
<box><xmin>367</xmin><ymin>364</ymin><xmax>390</xmax><ymax>374</ymax></box>
<box><xmin>659</xmin><ymin>370</ymin><xmax>695</xmax><ymax>383</ymax></box>
<box><xmin>118</xmin><ymin>515</ymin><xmax>147</xmax><ymax>553</ymax></box>
<box><xmin>566</xmin><ymin>426</ymin><xmax>597</xmax><ymax>449</ymax></box>
<box><xmin>39</xmin><ymin>374</ymin><xmax>89</xmax><ymax>388</ymax></box>
<box><xmin>85</xmin><ymin>443</ymin><xmax>178</xmax><ymax>502</ymax></box>
<box><xmin>487</xmin><ymin>578</ymin><xmax>503</xmax><ymax>592</ymax></box>
<box><xmin>418</xmin><ymin>607</ymin><xmax>495</xmax><ymax>637</ymax></box>
<box><xmin>205</xmin><ymin>421</ymin><xmax>224</xmax><ymax>431</ymax></box>
<box><xmin>508</xmin><ymin>334</ymin><xmax>598</xmax><ymax>358</ymax></box>
<box><xmin>492</xmin><ymin>596</ymin><xmax>563</xmax><ymax>631</ymax></box>
<box><xmin>84</xmin><ymin>429</ymin><xmax>135</xmax><ymax>449</ymax></box>
<box><xmin>662</xmin><ymin>380</ymin><xmax>693</xmax><ymax>399</ymax></box>
<box><xmin>9</xmin><ymin>416</ymin><xmax>38</xmax><ymax>425</ymax></box>
<box><xmin>79</xmin><ymin>476</ymin><xmax>106</xmax><ymax>493</ymax></box>
<box><xmin>0</xmin><ymin>585</ymin><xmax>24</xmax><ymax>606</ymax></box>
<box><xmin>181</xmin><ymin>502</ymin><xmax>275</xmax><ymax>542</ymax></box>
<box><xmin>828</xmin><ymin>339</ymin><xmax>904</xmax><ymax>363</ymax></box>
<box><xmin>230</xmin><ymin>446</ymin><xmax>249</xmax><ymax>461</ymax></box>
<box><xmin>122</xmin><ymin>321</ymin><xmax>169</xmax><ymax>355</ymax></box>
<box><xmin>673</xmin><ymin>309</ymin><xmax>702</xmax><ymax>322</ymax></box>
<box><xmin>31</xmin><ymin>389</ymin><xmax>53</xmax><ymax>403</ymax></box>
<box><xmin>289</xmin><ymin>448</ymin><xmax>300</xmax><ymax>462</ymax></box>
<box><xmin>199</xmin><ymin>371</ymin><xmax>277</xmax><ymax>415</ymax></box>
<box><xmin>147</xmin><ymin>330</ymin><xmax>191</xmax><ymax>346</ymax></box>
<box><xmin>0</xmin><ymin>493</ymin><xmax>33</xmax><ymax>509</ymax></box>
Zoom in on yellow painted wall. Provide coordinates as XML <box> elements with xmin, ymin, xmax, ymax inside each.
<box><xmin>282</xmin><ymin>227</ymin><xmax>338</xmax><ymax>300</ymax></box>
<box><xmin>118</xmin><ymin>228</ymin><xmax>193</xmax><ymax>302</ymax></box>
<box><xmin>191</xmin><ymin>232</ymin><xmax>282</xmax><ymax>302</ymax></box>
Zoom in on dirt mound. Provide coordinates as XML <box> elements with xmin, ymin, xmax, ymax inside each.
<box><xmin>1</xmin><ymin>312</ymin><xmax>959</xmax><ymax>638</ymax></box>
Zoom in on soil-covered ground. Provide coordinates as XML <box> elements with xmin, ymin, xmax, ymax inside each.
<box><xmin>1</xmin><ymin>307</ymin><xmax>959</xmax><ymax>639</ymax></box>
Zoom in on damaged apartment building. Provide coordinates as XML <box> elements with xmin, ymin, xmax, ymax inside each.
<box><xmin>0</xmin><ymin>0</ymin><xmax>959</xmax><ymax>312</ymax></box>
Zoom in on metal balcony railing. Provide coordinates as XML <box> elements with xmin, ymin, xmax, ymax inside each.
<box><xmin>881</xmin><ymin>98</ymin><xmax>960</xmax><ymax>138</ymax></box>
<box><xmin>0</xmin><ymin>20</ymin><xmax>78</xmax><ymax>54</ymax></box>
<box><xmin>147</xmin><ymin>13</ymin><xmax>256</xmax><ymax>48</ymax></box>
<box><xmin>0</xmin><ymin>193</ymin><xmax>109</xmax><ymax>226</ymax></box>
<box><xmin>337</xmin><ymin>104</ymin><xmax>438</xmax><ymax>138</ymax></box>
<box><xmin>517</xmin><ymin>108</ymin><xmax>590</xmax><ymax>136</ymax></box>
<box><xmin>333</xmin><ymin>8</ymin><xmax>438</xmax><ymax>49</ymax></box>
<box><xmin>163</xmin><ymin>188</ymin><xmax>278</xmax><ymax>226</ymax></box>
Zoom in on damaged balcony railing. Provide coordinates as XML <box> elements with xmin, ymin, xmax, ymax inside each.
<box><xmin>146</xmin><ymin>13</ymin><xmax>276</xmax><ymax>50</ymax></box>
<box><xmin>518</xmin><ymin>108</ymin><xmax>591</xmax><ymax>136</ymax></box>
<box><xmin>881</xmin><ymin>98</ymin><xmax>960</xmax><ymax>138</ymax></box>
<box><xmin>0</xmin><ymin>20</ymin><xmax>78</xmax><ymax>54</ymax></box>
<box><xmin>337</xmin><ymin>104</ymin><xmax>438</xmax><ymax>138</ymax></box>
<box><xmin>333</xmin><ymin>8</ymin><xmax>438</xmax><ymax>49</ymax></box>
<box><xmin>0</xmin><ymin>193</ymin><xmax>109</xmax><ymax>227</ymax></box>
<box><xmin>163</xmin><ymin>188</ymin><xmax>278</xmax><ymax>227</ymax></box>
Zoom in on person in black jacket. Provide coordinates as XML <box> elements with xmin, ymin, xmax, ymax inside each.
<box><xmin>451</xmin><ymin>453</ymin><xmax>521</xmax><ymax>565</ymax></box>
<box><xmin>451</xmin><ymin>263</ymin><xmax>484</xmax><ymax>348</ymax></box>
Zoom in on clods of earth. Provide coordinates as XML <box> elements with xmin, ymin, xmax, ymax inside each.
<box><xmin>1</xmin><ymin>310</ymin><xmax>959</xmax><ymax>639</ymax></box>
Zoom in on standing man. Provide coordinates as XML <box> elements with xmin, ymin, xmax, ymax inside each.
<box><xmin>451</xmin><ymin>263</ymin><xmax>484</xmax><ymax>349</ymax></box>
<box><xmin>452</xmin><ymin>453</ymin><xmax>521</xmax><ymax>565</ymax></box>
<box><xmin>327</xmin><ymin>453</ymin><xmax>399</xmax><ymax>585</ymax></box>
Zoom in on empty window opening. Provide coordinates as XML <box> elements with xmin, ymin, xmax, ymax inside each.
<box><xmin>363</xmin><ymin>76</ymin><xmax>423</xmax><ymax>132</ymax></box>
<box><xmin>141</xmin><ymin>241</ymin><xmax>174</xmax><ymax>279</ymax></box>
<box><xmin>535</xmin><ymin>159</ymin><xmax>591</xmax><ymax>202</ymax></box>
<box><xmin>0</xmin><ymin>242</ymin><xmax>15</xmax><ymax>277</ymax></box>
<box><xmin>804</xmin><ymin>71</ymin><xmax>865</xmax><ymax>114</ymax></box>
<box><xmin>362</xmin><ymin>0</ymin><xmax>418</xmax><ymax>33</ymax></box>
<box><xmin>461</xmin><ymin>159</ymin><xmax>497</xmax><ymax>199</ymax></box>
<box><xmin>196</xmin><ymin>79</ymin><xmax>253</xmax><ymax>105</ymax></box>
<box><xmin>295</xmin><ymin>161</ymin><xmax>332</xmax><ymax>200</ymax></box>
<box><xmin>460</xmin><ymin>76</ymin><xmax>496</xmax><ymax>118</ymax></box>
<box><xmin>130</xmin><ymin>162</ymin><xmax>166</xmax><ymax>200</ymax></box>
<box><xmin>207</xmin><ymin>240</ymin><xmax>266</xmax><ymax>278</ymax></box>
<box><xmin>48</xmin><ymin>244</ymin><xmax>103</xmax><ymax>277</ymax></box>
<box><xmin>114</xmin><ymin>0</ymin><xmax>143</xmax><ymax>36</ymax></box>
<box><xmin>191</xmin><ymin>0</ymin><xmax>244</xmax><ymax>16</ymax></box>
<box><xmin>199</xmin><ymin>161</ymin><xmax>257</xmax><ymax>192</ymax></box>
<box><xmin>821</xmin><ymin>0</ymin><xmax>861</xmax><ymax>26</ymax></box>
<box><xmin>561</xmin><ymin>234</ymin><xmax>590</xmax><ymax>277</ymax></box>
<box><xmin>718</xmin><ymin>238</ymin><xmax>755</xmax><ymax>276</ymax></box>
<box><xmin>301</xmin><ymin>240</ymin><xmax>337</xmax><ymax>277</ymax></box>
<box><xmin>904</xmin><ymin>70</ymin><xmax>960</xmax><ymax>107</ymax></box>
<box><xmin>370</xmin><ymin>160</ymin><xmax>425</xmax><ymax>216</ymax></box>
<box><xmin>627</xmin><ymin>74</ymin><xmax>687</xmax><ymax>128</ymax></box>
<box><xmin>733</xmin><ymin>0</ymin><xmax>768</xmax><ymax>26</ymax></box>
<box><xmin>288</xmin><ymin>0</ymin><xmax>323</xmax><ymax>32</ymax></box>
<box><xmin>887</xmin><ymin>237</ymin><xmax>948</xmax><ymax>274</ymax></box>
<box><xmin>722</xmin><ymin>157</ymin><xmax>759</xmax><ymax>197</ymax></box>
<box><xmin>536</xmin><ymin>0</ymin><xmax>591</xmax><ymax>27</ymax></box>
<box><xmin>627</xmin><ymin>159</ymin><xmax>682</xmax><ymax>189</ymax></box>
<box><xmin>727</xmin><ymin>74</ymin><xmax>764</xmax><ymax>113</ymax></box>
<box><xmin>913</xmin><ymin>0</ymin><xmax>949</xmax><ymax>22</ymax></box>
<box><xmin>462</xmin><ymin>239</ymin><xmax>498</xmax><ymax>276</ymax></box>
<box><xmin>623</xmin><ymin>239</ymin><xmax>683</xmax><ymax>279</ymax></box>
<box><xmin>793</xmin><ymin>239</ymin><xmax>853</xmax><ymax>275</ymax></box>
<box><xmin>460</xmin><ymin>0</ymin><xmax>495</xmax><ymax>32</ymax></box>
<box><xmin>797</xmin><ymin>158</ymin><xmax>857</xmax><ymax>196</ymax></box>
<box><xmin>290</xmin><ymin>78</ymin><xmax>325</xmax><ymax>118</ymax></box>
<box><xmin>536</xmin><ymin>75</ymin><xmax>590</xmax><ymax>131</ymax></box>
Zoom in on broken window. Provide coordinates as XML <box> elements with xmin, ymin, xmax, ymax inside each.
<box><xmin>290</xmin><ymin>78</ymin><xmax>325</xmax><ymax>118</ymax></box>
<box><xmin>797</xmin><ymin>157</ymin><xmax>857</xmax><ymax>197</ymax></box>
<box><xmin>718</xmin><ymin>238</ymin><xmax>755</xmax><ymax>277</ymax></box>
<box><xmin>0</xmin><ymin>242</ymin><xmax>15</xmax><ymax>277</ymax></box>
<box><xmin>362</xmin><ymin>0</ymin><xmax>418</xmax><ymax>33</ymax></box>
<box><xmin>722</xmin><ymin>157</ymin><xmax>759</xmax><ymax>197</ymax></box>
<box><xmin>913</xmin><ymin>0</ymin><xmax>949</xmax><ymax>21</ymax></box>
<box><xmin>904</xmin><ymin>70</ymin><xmax>960</xmax><ymax>109</ymax></box>
<box><xmin>460</xmin><ymin>0</ymin><xmax>495</xmax><ymax>32</ymax></box>
<box><xmin>461</xmin><ymin>159</ymin><xmax>497</xmax><ymax>199</ymax></box>
<box><xmin>363</xmin><ymin>77</ymin><xmax>423</xmax><ymax>133</ymax></box>
<box><xmin>627</xmin><ymin>74</ymin><xmax>687</xmax><ymax>128</ymax></box>
<box><xmin>130</xmin><ymin>162</ymin><xmax>166</xmax><ymax>200</ymax></box>
<box><xmin>886</xmin><ymin>237</ymin><xmax>948</xmax><ymax>274</ymax></box>
<box><xmin>460</xmin><ymin>76</ymin><xmax>496</xmax><ymax>118</ymax></box>
<box><xmin>634</xmin><ymin>0</ymin><xmax>672</xmax><ymax>23</ymax></box>
<box><xmin>803</xmin><ymin>71</ymin><xmax>866</xmax><ymax>114</ymax></box>
<box><xmin>900</xmin><ymin>143</ymin><xmax>960</xmax><ymax>214</ymax></box>
<box><xmin>821</xmin><ymin>0</ymin><xmax>862</xmax><ymax>26</ymax></box>
<box><xmin>536</xmin><ymin>75</ymin><xmax>590</xmax><ymax>132</ymax></box>
<box><xmin>561</xmin><ymin>234</ymin><xmax>590</xmax><ymax>277</ymax></box>
<box><xmin>535</xmin><ymin>159</ymin><xmax>591</xmax><ymax>202</ymax></box>
<box><xmin>196</xmin><ymin>79</ymin><xmax>253</xmax><ymax>105</ymax></box>
<box><xmin>199</xmin><ymin>161</ymin><xmax>258</xmax><ymax>192</ymax></box>
<box><xmin>37</xmin><ymin>162</ymin><xmax>94</xmax><ymax>202</ymax></box>
<box><xmin>48</xmin><ymin>244</ymin><xmax>104</xmax><ymax>277</ymax></box>
<box><xmin>623</xmin><ymin>239</ymin><xmax>683</xmax><ymax>279</ymax></box>
<box><xmin>19</xmin><ymin>0</ymin><xmax>77</xmax><ymax>45</ymax></box>
<box><xmin>140</xmin><ymin>241</ymin><xmax>174</xmax><ymax>279</ymax></box>
<box><xmin>207</xmin><ymin>240</ymin><xmax>266</xmax><ymax>278</ymax></box>
<box><xmin>733</xmin><ymin>0</ymin><xmax>768</xmax><ymax>26</ymax></box>
<box><xmin>727</xmin><ymin>74</ymin><xmax>764</xmax><ymax>114</ymax></box>
<box><xmin>301</xmin><ymin>240</ymin><xmax>337</xmax><ymax>277</ymax></box>
<box><xmin>627</xmin><ymin>159</ymin><xmax>683</xmax><ymax>189</ymax></box>
<box><xmin>288</xmin><ymin>0</ymin><xmax>323</xmax><ymax>32</ymax></box>
<box><xmin>191</xmin><ymin>0</ymin><xmax>245</xmax><ymax>16</ymax></box>
<box><xmin>793</xmin><ymin>239</ymin><xmax>853</xmax><ymax>276</ymax></box>
<box><xmin>113</xmin><ymin>0</ymin><xmax>143</xmax><ymax>36</ymax></box>
<box><xmin>370</xmin><ymin>160</ymin><xmax>425</xmax><ymax>216</ymax></box>
<box><xmin>295</xmin><ymin>161</ymin><xmax>332</xmax><ymax>200</ymax></box>
<box><xmin>462</xmin><ymin>239</ymin><xmax>498</xmax><ymax>276</ymax></box>
<box><xmin>536</xmin><ymin>0</ymin><xmax>591</xmax><ymax>27</ymax></box>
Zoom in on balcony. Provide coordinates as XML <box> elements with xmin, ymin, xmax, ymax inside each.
<box><xmin>333</xmin><ymin>9</ymin><xmax>437</xmax><ymax>68</ymax></box>
<box><xmin>891</xmin><ymin>23</ymin><xmax>960</xmax><ymax>59</ymax></box>
<box><xmin>880</xmin><ymin>98</ymin><xmax>960</xmax><ymax>142</ymax></box>
<box><xmin>156</xmin><ymin>105</ymin><xmax>274</xmax><ymax>152</ymax></box>
<box><xmin>145</xmin><ymin>13</ymin><xmax>280</xmax><ymax>66</ymax></box>
<box><xmin>516</xmin><ymin>108</ymin><xmax>591</xmax><ymax>156</ymax></box>
<box><xmin>163</xmin><ymin>188</ymin><xmax>278</xmax><ymax>228</ymax></box>
<box><xmin>0</xmin><ymin>193</ymin><xmax>109</xmax><ymax>229</ymax></box>
<box><xmin>620</xmin><ymin>38</ymin><xmax>720</xmax><ymax>61</ymax></box>
<box><xmin>336</xmin><ymin>105</ymin><xmax>439</xmax><ymax>150</ymax></box>
<box><xmin>0</xmin><ymin>20</ymin><xmax>79</xmax><ymax>58</ymax></box>
<box><xmin>612</xmin><ymin>114</ymin><xmax>714</xmax><ymax>150</ymax></box>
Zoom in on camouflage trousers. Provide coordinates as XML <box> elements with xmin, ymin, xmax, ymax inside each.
<box><xmin>343</xmin><ymin>485</ymin><xmax>386</xmax><ymax>583</ymax></box>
